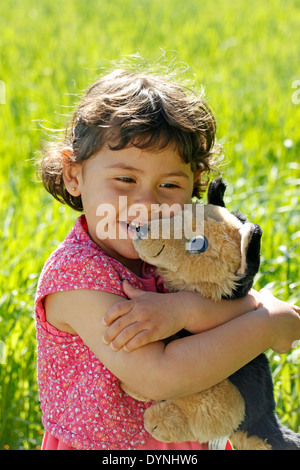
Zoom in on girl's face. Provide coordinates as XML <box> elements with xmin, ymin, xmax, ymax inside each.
<box><xmin>63</xmin><ymin>144</ymin><xmax>198</xmax><ymax>272</ymax></box>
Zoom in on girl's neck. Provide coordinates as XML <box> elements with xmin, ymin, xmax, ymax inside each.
<box><xmin>120</xmin><ymin>258</ymin><xmax>144</xmax><ymax>277</ymax></box>
<box><xmin>108</xmin><ymin>251</ymin><xmax>144</xmax><ymax>277</ymax></box>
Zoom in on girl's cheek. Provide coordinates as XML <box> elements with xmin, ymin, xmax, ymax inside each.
<box><xmin>95</xmin><ymin>212</ymin><xmax>118</xmax><ymax>240</ymax></box>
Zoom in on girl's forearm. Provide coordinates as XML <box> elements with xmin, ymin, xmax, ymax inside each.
<box><xmin>176</xmin><ymin>290</ymin><xmax>258</xmax><ymax>334</ymax></box>
<box><xmin>46</xmin><ymin>289</ymin><xmax>298</xmax><ymax>403</ymax></box>
<box><xmin>150</xmin><ymin>307</ymin><xmax>272</xmax><ymax>400</ymax></box>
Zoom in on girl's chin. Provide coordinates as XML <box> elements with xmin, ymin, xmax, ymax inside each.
<box><xmin>98</xmin><ymin>238</ymin><xmax>140</xmax><ymax>261</ymax></box>
<box><xmin>118</xmin><ymin>244</ymin><xmax>140</xmax><ymax>260</ymax></box>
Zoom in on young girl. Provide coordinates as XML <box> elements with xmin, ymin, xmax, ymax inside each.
<box><xmin>36</xmin><ymin>67</ymin><xmax>300</xmax><ymax>450</ymax></box>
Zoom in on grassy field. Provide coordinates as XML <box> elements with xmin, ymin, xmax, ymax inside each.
<box><xmin>0</xmin><ymin>0</ymin><xmax>300</xmax><ymax>450</ymax></box>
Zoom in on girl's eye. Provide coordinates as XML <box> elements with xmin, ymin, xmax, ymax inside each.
<box><xmin>116</xmin><ymin>177</ymin><xmax>135</xmax><ymax>183</ymax></box>
<box><xmin>160</xmin><ymin>183</ymin><xmax>179</xmax><ymax>188</ymax></box>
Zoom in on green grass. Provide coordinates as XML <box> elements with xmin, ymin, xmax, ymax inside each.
<box><xmin>1</xmin><ymin>0</ymin><xmax>300</xmax><ymax>449</ymax></box>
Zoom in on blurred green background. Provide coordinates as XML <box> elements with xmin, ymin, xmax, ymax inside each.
<box><xmin>0</xmin><ymin>0</ymin><xmax>299</xmax><ymax>449</ymax></box>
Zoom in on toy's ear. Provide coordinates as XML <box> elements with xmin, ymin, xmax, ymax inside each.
<box><xmin>207</xmin><ymin>178</ymin><xmax>227</xmax><ymax>207</ymax></box>
<box><xmin>237</xmin><ymin>223</ymin><xmax>263</xmax><ymax>276</ymax></box>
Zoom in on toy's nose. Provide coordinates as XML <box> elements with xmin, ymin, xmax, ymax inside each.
<box><xmin>136</xmin><ymin>222</ymin><xmax>149</xmax><ymax>239</ymax></box>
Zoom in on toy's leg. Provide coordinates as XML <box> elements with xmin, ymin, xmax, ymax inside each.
<box><xmin>144</xmin><ymin>398</ymin><xmax>195</xmax><ymax>442</ymax></box>
<box><xmin>144</xmin><ymin>379</ymin><xmax>245</xmax><ymax>443</ymax></box>
<box><xmin>230</xmin><ymin>413</ymin><xmax>300</xmax><ymax>450</ymax></box>
<box><xmin>231</xmin><ymin>430</ymin><xmax>271</xmax><ymax>450</ymax></box>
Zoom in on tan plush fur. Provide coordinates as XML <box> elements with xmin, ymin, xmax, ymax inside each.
<box><xmin>136</xmin><ymin>204</ymin><xmax>244</xmax><ymax>301</ymax></box>
<box><xmin>231</xmin><ymin>431</ymin><xmax>272</xmax><ymax>450</ymax></box>
<box><xmin>143</xmin><ymin>379</ymin><xmax>245</xmax><ymax>443</ymax></box>
<box><xmin>122</xmin><ymin>202</ymin><xmax>268</xmax><ymax>449</ymax></box>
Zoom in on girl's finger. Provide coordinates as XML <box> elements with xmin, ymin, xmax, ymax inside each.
<box><xmin>123</xmin><ymin>329</ymin><xmax>154</xmax><ymax>352</ymax></box>
<box><xmin>102</xmin><ymin>309</ymin><xmax>140</xmax><ymax>344</ymax></box>
<box><xmin>108</xmin><ymin>323</ymin><xmax>147</xmax><ymax>351</ymax></box>
<box><xmin>102</xmin><ymin>300</ymin><xmax>134</xmax><ymax>325</ymax></box>
<box><xmin>122</xmin><ymin>280</ymin><xmax>146</xmax><ymax>299</ymax></box>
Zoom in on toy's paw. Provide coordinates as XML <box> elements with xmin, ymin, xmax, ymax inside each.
<box><xmin>144</xmin><ymin>400</ymin><xmax>194</xmax><ymax>443</ymax></box>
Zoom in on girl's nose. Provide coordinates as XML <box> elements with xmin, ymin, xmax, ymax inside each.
<box><xmin>131</xmin><ymin>191</ymin><xmax>160</xmax><ymax>215</ymax></box>
<box><xmin>133</xmin><ymin>190</ymin><xmax>158</xmax><ymax>207</ymax></box>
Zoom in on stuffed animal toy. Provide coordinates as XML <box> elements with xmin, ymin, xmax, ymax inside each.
<box><xmin>123</xmin><ymin>178</ymin><xmax>300</xmax><ymax>450</ymax></box>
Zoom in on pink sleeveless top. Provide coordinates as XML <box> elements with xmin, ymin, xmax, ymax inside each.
<box><xmin>35</xmin><ymin>215</ymin><xmax>211</xmax><ymax>450</ymax></box>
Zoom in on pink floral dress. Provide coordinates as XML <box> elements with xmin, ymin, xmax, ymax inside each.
<box><xmin>35</xmin><ymin>215</ymin><xmax>231</xmax><ymax>450</ymax></box>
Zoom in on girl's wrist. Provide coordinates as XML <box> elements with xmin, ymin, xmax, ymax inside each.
<box><xmin>168</xmin><ymin>291</ymin><xmax>190</xmax><ymax>332</ymax></box>
<box><xmin>174</xmin><ymin>290</ymin><xmax>259</xmax><ymax>334</ymax></box>
<box><xmin>172</xmin><ymin>291</ymin><xmax>207</xmax><ymax>332</ymax></box>
<box><xmin>257</xmin><ymin>289</ymin><xmax>300</xmax><ymax>353</ymax></box>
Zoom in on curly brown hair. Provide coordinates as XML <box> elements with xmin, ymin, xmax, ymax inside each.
<box><xmin>38</xmin><ymin>67</ymin><xmax>223</xmax><ymax>211</ymax></box>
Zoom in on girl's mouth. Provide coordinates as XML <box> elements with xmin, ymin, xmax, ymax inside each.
<box><xmin>119</xmin><ymin>221</ymin><xmax>142</xmax><ymax>239</ymax></box>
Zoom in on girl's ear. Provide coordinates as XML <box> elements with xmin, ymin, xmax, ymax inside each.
<box><xmin>61</xmin><ymin>148</ymin><xmax>82</xmax><ymax>196</ymax></box>
<box><xmin>194</xmin><ymin>170</ymin><xmax>202</xmax><ymax>182</ymax></box>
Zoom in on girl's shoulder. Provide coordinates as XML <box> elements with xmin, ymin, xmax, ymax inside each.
<box><xmin>41</xmin><ymin>214</ymin><xmax>117</xmax><ymax>274</ymax></box>
<box><xmin>35</xmin><ymin>215</ymin><xmax>128</xmax><ymax>309</ymax></box>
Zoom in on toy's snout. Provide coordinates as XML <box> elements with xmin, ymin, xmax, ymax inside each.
<box><xmin>135</xmin><ymin>222</ymin><xmax>149</xmax><ymax>239</ymax></box>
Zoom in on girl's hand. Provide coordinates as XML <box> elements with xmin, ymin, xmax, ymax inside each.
<box><xmin>258</xmin><ymin>288</ymin><xmax>300</xmax><ymax>354</ymax></box>
<box><xmin>102</xmin><ymin>280</ymin><xmax>185</xmax><ymax>352</ymax></box>
<box><xmin>102</xmin><ymin>283</ymin><xmax>262</xmax><ymax>352</ymax></box>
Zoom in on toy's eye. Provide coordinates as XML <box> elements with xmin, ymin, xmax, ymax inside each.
<box><xmin>186</xmin><ymin>235</ymin><xmax>209</xmax><ymax>254</ymax></box>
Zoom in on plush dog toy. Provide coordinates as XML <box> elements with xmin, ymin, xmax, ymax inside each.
<box><xmin>125</xmin><ymin>178</ymin><xmax>300</xmax><ymax>450</ymax></box>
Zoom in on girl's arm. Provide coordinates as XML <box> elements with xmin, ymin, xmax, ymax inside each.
<box><xmin>44</xmin><ymin>287</ymin><xmax>300</xmax><ymax>401</ymax></box>
<box><xmin>102</xmin><ymin>280</ymin><xmax>260</xmax><ymax>351</ymax></box>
